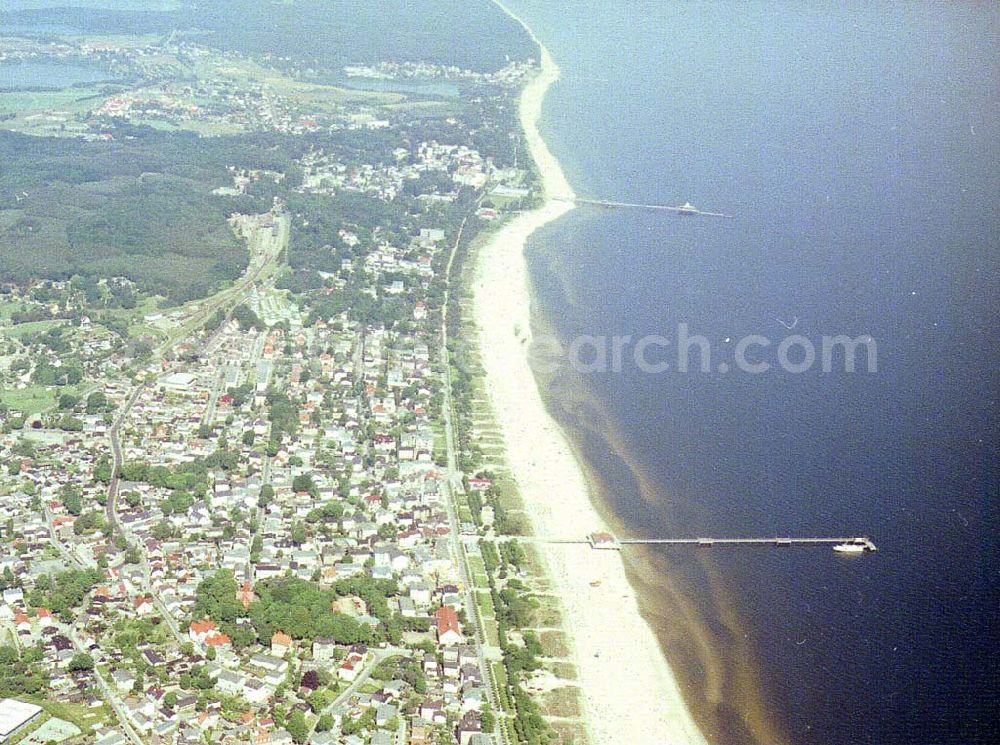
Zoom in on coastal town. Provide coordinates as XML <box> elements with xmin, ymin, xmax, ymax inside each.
<box><xmin>0</xmin><ymin>164</ymin><xmax>573</xmax><ymax>745</ymax></box>
<box><xmin>0</xmin><ymin>11</ymin><xmax>585</xmax><ymax>745</ymax></box>
<box><xmin>5</xmin><ymin>2</ymin><xmax>992</xmax><ymax>745</ymax></box>
<box><xmin>0</xmin><ymin>34</ymin><xmax>532</xmax><ymax>140</ymax></box>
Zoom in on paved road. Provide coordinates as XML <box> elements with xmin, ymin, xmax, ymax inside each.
<box><xmin>437</xmin><ymin>200</ymin><xmax>509</xmax><ymax>744</ymax></box>
<box><xmin>25</xmin><ymin>212</ymin><xmax>292</xmax><ymax>743</ymax></box>
<box><xmin>101</xmin><ymin>212</ymin><xmax>292</xmax><ymax>642</ymax></box>
<box><xmin>100</xmin><ymin>381</ymin><xmax>188</xmax><ymax>648</ymax></box>
<box><xmin>42</xmin><ymin>510</ymin><xmax>139</xmax><ymax>740</ymax></box>
<box><xmin>309</xmin><ymin>647</ymin><xmax>409</xmax><ymax>736</ymax></box>
<box><xmin>44</xmin><ymin>505</ymin><xmax>91</xmax><ymax>569</ymax></box>
<box><xmin>72</xmin><ymin>631</ymin><xmax>144</xmax><ymax>745</ymax></box>
<box><xmin>201</xmin><ymin>367</ymin><xmax>225</xmax><ymax>425</ymax></box>
<box><xmin>105</xmin><ymin>384</ymin><xmax>144</xmax><ymax>526</ymax></box>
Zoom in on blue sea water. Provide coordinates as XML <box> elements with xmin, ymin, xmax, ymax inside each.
<box><xmin>503</xmin><ymin>2</ymin><xmax>1000</xmax><ymax>744</ymax></box>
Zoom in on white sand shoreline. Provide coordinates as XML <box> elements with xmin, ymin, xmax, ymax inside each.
<box><xmin>474</xmin><ymin>5</ymin><xmax>709</xmax><ymax>744</ymax></box>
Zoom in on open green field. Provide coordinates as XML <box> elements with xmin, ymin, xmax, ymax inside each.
<box><xmin>383</xmin><ymin>99</ymin><xmax>463</xmax><ymax>115</ymax></box>
<box><xmin>61</xmin><ymin>33</ymin><xmax>166</xmax><ymax>47</ymax></box>
<box><xmin>0</xmin><ymin>87</ymin><xmax>105</xmax><ymax>114</ymax></box>
<box><xmin>99</xmin><ymin>294</ymin><xmax>163</xmax><ymax>328</ymax></box>
<box><xmin>476</xmin><ymin>590</ymin><xmax>494</xmax><ymax>620</ymax></box>
<box><xmin>468</xmin><ymin>556</ymin><xmax>490</xmax><ymax>590</ymax></box>
<box><xmin>0</xmin><ymin>299</ymin><xmax>26</xmax><ymax>321</ymax></box>
<box><xmin>19</xmin><ymin>696</ymin><xmax>108</xmax><ymax>735</ymax></box>
<box><xmin>126</xmin><ymin>321</ymin><xmax>169</xmax><ymax>344</ymax></box>
<box><xmin>0</xmin><ymin>86</ymin><xmax>109</xmax><ymax>137</ymax></box>
<box><xmin>0</xmin><ymin>385</ymin><xmax>58</xmax><ymax>413</ymax></box>
<box><xmin>4</xmin><ymin>319</ymin><xmax>65</xmax><ymax>338</ymax></box>
<box><xmin>263</xmin><ymin>74</ymin><xmax>402</xmax><ymax>108</ymax></box>
<box><xmin>483</xmin><ymin>617</ymin><xmax>500</xmax><ymax>647</ymax></box>
<box><xmin>469</xmin><ymin>580</ymin><xmax>499</xmax><ymax>646</ymax></box>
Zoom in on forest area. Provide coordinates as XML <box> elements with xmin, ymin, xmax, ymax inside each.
<box><xmin>0</xmin><ymin>129</ymin><xmax>293</xmax><ymax>302</ymax></box>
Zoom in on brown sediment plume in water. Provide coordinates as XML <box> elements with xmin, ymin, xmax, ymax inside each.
<box><xmin>527</xmin><ymin>318</ymin><xmax>789</xmax><ymax>745</ymax></box>
<box><xmin>471</xmin><ymin>30</ymin><xmax>711</xmax><ymax>740</ymax></box>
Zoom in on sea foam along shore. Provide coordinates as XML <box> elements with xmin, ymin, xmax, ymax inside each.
<box><xmin>474</xmin><ymin>6</ymin><xmax>710</xmax><ymax>745</ymax></box>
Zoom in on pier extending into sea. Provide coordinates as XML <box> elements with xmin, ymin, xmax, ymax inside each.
<box><xmin>554</xmin><ymin>195</ymin><xmax>734</xmax><ymax>218</ymax></box>
<box><xmin>588</xmin><ymin>533</ymin><xmax>877</xmax><ymax>552</ymax></box>
<box><xmin>479</xmin><ymin>533</ymin><xmax>878</xmax><ymax>553</ymax></box>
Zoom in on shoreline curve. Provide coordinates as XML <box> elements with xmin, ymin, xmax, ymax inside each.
<box><xmin>474</xmin><ymin>3</ymin><xmax>710</xmax><ymax>743</ymax></box>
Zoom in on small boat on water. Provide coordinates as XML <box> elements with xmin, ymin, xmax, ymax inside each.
<box><xmin>833</xmin><ymin>542</ymin><xmax>866</xmax><ymax>553</ymax></box>
<box><xmin>677</xmin><ymin>201</ymin><xmax>699</xmax><ymax>215</ymax></box>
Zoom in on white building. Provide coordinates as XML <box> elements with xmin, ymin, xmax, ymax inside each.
<box><xmin>0</xmin><ymin>699</ymin><xmax>43</xmax><ymax>744</ymax></box>
<box><xmin>161</xmin><ymin>372</ymin><xmax>196</xmax><ymax>393</ymax></box>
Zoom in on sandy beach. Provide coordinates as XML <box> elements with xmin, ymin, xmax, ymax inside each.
<box><xmin>473</xmin><ymin>7</ymin><xmax>709</xmax><ymax>744</ymax></box>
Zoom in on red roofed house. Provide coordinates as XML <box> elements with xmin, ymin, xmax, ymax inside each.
<box><xmin>435</xmin><ymin>606</ymin><xmax>463</xmax><ymax>646</ymax></box>
<box><xmin>271</xmin><ymin>631</ymin><xmax>292</xmax><ymax>657</ymax></box>
<box><xmin>205</xmin><ymin>632</ymin><xmax>231</xmax><ymax>649</ymax></box>
<box><xmin>189</xmin><ymin>619</ymin><xmax>217</xmax><ymax>645</ymax></box>
<box><xmin>337</xmin><ymin>651</ymin><xmax>364</xmax><ymax>682</ymax></box>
